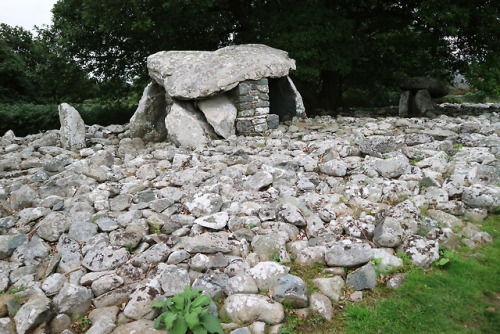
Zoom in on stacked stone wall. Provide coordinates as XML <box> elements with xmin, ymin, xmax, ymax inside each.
<box><xmin>232</xmin><ymin>79</ymin><xmax>278</xmax><ymax>135</ymax></box>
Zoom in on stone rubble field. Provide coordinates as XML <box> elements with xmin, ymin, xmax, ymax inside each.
<box><xmin>0</xmin><ymin>103</ymin><xmax>499</xmax><ymax>334</ymax></box>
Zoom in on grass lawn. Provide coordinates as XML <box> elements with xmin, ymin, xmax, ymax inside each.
<box><xmin>279</xmin><ymin>215</ymin><xmax>500</xmax><ymax>334</ymax></box>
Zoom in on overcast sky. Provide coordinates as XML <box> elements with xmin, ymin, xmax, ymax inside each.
<box><xmin>0</xmin><ymin>0</ymin><xmax>58</xmax><ymax>31</ymax></box>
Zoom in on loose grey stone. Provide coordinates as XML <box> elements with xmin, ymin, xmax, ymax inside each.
<box><xmin>269</xmin><ymin>274</ymin><xmax>308</xmax><ymax>308</ymax></box>
<box><xmin>14</xmin><ymin>296</ymin><xmax>55</xmax><ymax>334</ymax></box>
<box><xmin>0</xmin><ymin>317</ymin><xmax>15</xmax><ymax>334</ymax></box>
<box><xmin>325</xmin><ymin>242</ymin><xmax>373</xmax><ymax>267</ymax></box>
<box><xmin>398</xmin><ymin>235</ymin><xmax>439</xmax><ymax>268</ymax></box>
<box><xmin>185</xmin><ymin>193</ymin><xmax>223</xmax><ymax>217</ymax></box>
<box><xmin>10</xmin><ymin>185</ymin><xmax>38</xmax><ymax>210</ymax></box>
<box><xmin>373</xmin><ymin>217</ymin><xmax>404</xmax><ymax>248</ymax></box>
<box><xmin>68</xmin><ymin>222</ymin><xmax>98</xmax><ymax>243</ymax></box>
<box><xmin>109</xmin><ymin>194</ymin><xmax>132</xmax><ymax>212</ymax></box>
<box><xmin>244</xmin><ymin>171</ymin><xmax>273</xmax><ymax>191</ymax></box>
<box><xmin>224</xmin><ymin>274</ymin><xmax>259</xmax><ymax>295</ymax></box>
<box><xmin>82</xmin><ymin>245</ymin><xmax>130</xmax><ymax>271</ymax></box>
<box><xmin>95</xmin><ymin>218</ymin><xmax>119</xmax><ymax>232</ymax></box>
<box><xmin>194</xmin><ymin>212</ymin><xmax>229</xmax><ymax>230</ymax></box>
<box><xmin>167</xmin><ymin>250</ymin><xmax>190</xmax><ymax>264</ymax></box>
<box><xmin>110</xmin><ymin>232</ymin><xmax>142</xmax><ymax>249</ymax></box>
<box><xmin>295</xmin><ymin>246</ymin><xmax>326</xmax><ymax>266</ymax></box>
<box><xmin>37</xmin><ymin>212</ymin><xmax>71</xmax><ymax>242</ymax></box>
<box><xmin>462</xmin><ymin>184</ymin><xmax>500</xmax><ymax>212</ymax></box>
<box><xmin>130</xmin><ymin>243</ymin><xmax>170</xmax><ymax>269</ymax></box>
<box><xmin>387</xmin><ymin>273</ymin><xmax>406</xmax><ymax>289</ymax></box>
<box><xmin>190</xmin><ymin>254</ymin><xmax>211</xmax><ymax>272</ymax></box>
<box><xmin>92</xmin><ymin>274</ymin><xmax>124</xmax><ymax>296</ymax></box>
<box><xmin>41</xmin><ymin>273</ymin><xmax>68</xmax><ymax>296</ymax></box>
<box><xmin>319</xmin><ymin>160</ymin><xmax>347</xmax><ymax>177</ymax></box>
<box><xmin>192</xmin><ymin>270</ymin><xmax>229</xmax><ymax>300</ymax></box>
<box><xmin>312</xmin><ymin>276</ymin><xmax>344</xmax><ymax>302</ymax></box>
<box><xmin>151</xmin><ymin>264</ymin><xmax>190</xmax><ymax>297</ymax></box>
<box><xmin>53</xmin><ymin>283</ymin><xmax>92</xmax><ymax>318</ymax></box>
<box><xmin>371</xmin><ymin>248</ymin><xmax>403</xmax><ymax>274</ymax></box>
<box><xmin>49</xmin><ymin>314</ymin><xmax>72</xmax><ymax>334</ymax></box>
<box><xmin>123</xmin><ymin>279</ymin><xmax>162</xmax><ymax>320</ymax></box>
<box><xmin>374</xmin><ymin>155</ymin><xmax>410</xmax><ymax>178</ymax></box>
<box><xmin>0</xmin><ymin>234</ymin><xmax>28</xmax><ymax>259</ymax></box>
<box><xmin>309</xmin><ymin>293</ymin><xmax>333</xmax><ymax>320</ymax></box>
<box><xmin>11</xmin><ymin>235</ymin><xmax>51</xmax><ymax>267</ymax></box>
<box><xmin>109</xmin><ymin>319</ymin><xmax>165</xmax><ymax>333</ymax></box>
<box><xmin>249</xmin><ymin>261</ymin><xmax>289</xmax><ymax>291</ymax></box>
<box><xmin>223</xmin><ymin>294</ymin><xmax>284</xmax><ymax>325</ymax></box>
<box><xmin>86</xmin><ymin>316</ymin><xmax>116</xmax><ymax>334</ymax></box>
<box><xmin>184</xmin><ymin>232</ymin><xmax>236</xmax><ymax>254</ymax></box>
<box><xmin>251</xmin><ymin>235</ymin><xmax>286</xmax><ymax>262</ymax></box>
<box><xmin>346</xmin><ymin>263</ymin><xmax>378</xmax><ymax>290</ymax></box>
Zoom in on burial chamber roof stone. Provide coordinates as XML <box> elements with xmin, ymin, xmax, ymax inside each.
<box><xmin>147</xmin><ymin>44</ymin><xmax>296</xmax><ymax>100</ymax></box>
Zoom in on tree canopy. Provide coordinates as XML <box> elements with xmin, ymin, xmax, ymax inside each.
<box><xmin>1</xmin><ymin>0</ymin><xmax>499</xmax><ymax>109</ymax></box>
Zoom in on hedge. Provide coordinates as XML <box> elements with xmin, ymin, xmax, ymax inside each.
<box><xmin>0</xmin><ymin>101</ymin><xmax>136</xmax><ymax>137</ymax></box>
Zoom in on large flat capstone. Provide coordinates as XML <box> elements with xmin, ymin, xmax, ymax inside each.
<box><xmin>147</xmin><ymin>44</ymin><xmax>296</xmax><ymax>99</ymax></box>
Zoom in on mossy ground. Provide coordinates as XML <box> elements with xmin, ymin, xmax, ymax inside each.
<box><xmin>278</xmin><ymin>215</ymin><xmax>500</xmax><ymax>334</ymax></box>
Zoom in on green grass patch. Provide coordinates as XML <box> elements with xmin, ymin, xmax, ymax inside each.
<box><xmin>287</xmin><ymin>262</ymin><xmax>331</xmax><ymax>295</ymax></box>
<box><xmin>343</xmin><ymin>215</ymin><xmax>500</xmax><ymax>334</ymax></box>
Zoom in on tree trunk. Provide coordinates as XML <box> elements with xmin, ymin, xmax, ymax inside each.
<box><xmin>319</xmin><ymin>70</ymin><xmax>342</xmax><ymax>114</ymax></box>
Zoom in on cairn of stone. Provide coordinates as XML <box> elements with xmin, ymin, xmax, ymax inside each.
<box><xmin>128</xmin><ymin>44</ymin><xmax>306</xmax><ymax>148</ymax></box>
<box><xmin>398</xmin><ymin>76</ymin><xmax>450</xmax><ymax>117</ymax></box>
<box><xmin>1</xmin><ymin>103</ymin><xmax>499</xmax><ymax>333</ymax></box>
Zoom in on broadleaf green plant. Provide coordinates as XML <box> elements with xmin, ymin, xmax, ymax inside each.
<box><xmin>152</xmin><ymin>285</ymin><xmax>223</xmax><ymax>334</ymax></box>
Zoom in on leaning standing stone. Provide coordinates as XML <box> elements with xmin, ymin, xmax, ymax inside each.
<box><xmin>129</xmin><ymin>81</ymin><xmax>170</xmax><ymax>142</ymax></box>
<box><xmin>59</xmin><ymin>103</ymin><xmax>86</xmax><ymax>150</ymax></box>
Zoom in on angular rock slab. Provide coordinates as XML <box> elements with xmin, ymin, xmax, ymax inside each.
<box><xmin>223</xmin><ymin>293</ymin><xmax>285</xmax><ymax>325</ymax></box>
<box><xmin>165</xmin><ymin>100</ymin><xmax>218</xmax><ymax>148</ymax></box>
<box><xmin>400</xmin><ymin>76</ymin><xmax>450</xmax><ymax>98</ymax></box>
<box><xmin>346</xmin><ymin>263</ymin><xmax>378</xmax><ymax>290</ymax></box>
<box><xmin>148</xmin><ymin>44</ymin><xmax>296</xmax><ymax>99</ymax></box>
<box><xmin>325</xmin><ymin>242</ymin><xmax>373</xmax><ymax>267</ymax></box>
<box><xmin>462</xmin><ymin>184</ymin><xmax>500</xmax><ymax>212</ymax></box>
<box><xmin>14</xmin><ymin>296</ymin><xmax>54</xmax><ymax>334</ymax></box>
<box><xmin>59</xmin><ymin>103</ymin><xmax>86</xmax><ymax>150</ymax></box>
<box><xmin>194</xmin><ymin>212</ymin><xmax>229</xmax><ymax>230</ymax></box>
<box><xmin>82</xmin><ymin>245</ymin><xmax>130</xmax><ymax>271</ymax></box>
<box><xmin>398</xmin><ymin>235</ymin><xmax>439</xmax><ymax>269</ymax></box>
<box><xmin>129</xmin><ymin>81</ymin><xmax>170</xmax><ymax>142</ymax></box>
<box><xmin>249</xmin><ymin>261</ymin><xmax>289</xmax><ymax>291</ymax></box>
<box><xmin>197</xmin><ymin>94</ymin><xmax>237</xmax><ymax>138</ymax></box>
<box><xmin>184</xmin><ymin>232</ymin><xmax>236</xmax><ymax>254</ymax></box>
<box><xmin>269</xmin><ymin>274</ymin><xmax>308</xmax><ymax>308</ymax></box>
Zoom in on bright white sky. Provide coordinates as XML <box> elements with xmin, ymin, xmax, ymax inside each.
<box><xmin>0</xmin><ymin>0</ymin><xmax>58</xmax><ymax>31</ymax></box>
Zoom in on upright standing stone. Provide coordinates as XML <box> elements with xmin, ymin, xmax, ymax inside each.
<box><xmin>129</xmin><ymin>81</ymin><xmax>170</xmax><ymax>142</ymax></box>
<box><xmin>165</xmin><ymin>100</ymin><xmax>219</xmax><ymax>148</ymax></box>
<box><xmin>59</xmin><ymin>103</ymin><xmax>86</xmax><ymax>150</ymax></box>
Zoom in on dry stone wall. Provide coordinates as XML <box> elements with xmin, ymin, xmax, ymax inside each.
<box><xmin>231</xmin><ymin>79</ymin><xmax>277</xmax><ymax>135</ymax></box>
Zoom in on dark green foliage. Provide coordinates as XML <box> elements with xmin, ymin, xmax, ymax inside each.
<box><xmin>152</xmin><ymin>285</ymin><xmax>223</xmax><ymax>334</ymax></box>
<box><xmin>50</xmin><ymin>0</ymin><xmax>499</xmax><ymax>112</ymax></box>
<box><xmin>1</xmin><ymin>1</ymin><xmax>499</xmax><ymax>113</ymax></box>
<box><xmin>0</xmin><ymin>101</ymin><xmax>136</xmax><ymax>136</ymax></box>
